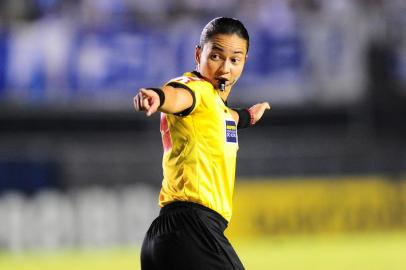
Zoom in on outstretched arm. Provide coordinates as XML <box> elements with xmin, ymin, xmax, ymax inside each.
<box><xmin>231</xmin><ymin>102</ymin><xmax>270</xmax><ymax>128</ymax></box>
<box><xmin>133</xmin><ymin>85</ymin><xmax>194</xmax><ymax>116</ymax></box>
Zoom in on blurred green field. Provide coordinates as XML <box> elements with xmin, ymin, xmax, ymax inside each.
<box><xmin>0</xmin><ymin>231</ymin><xmax>405</xmax><ymax>270</ymax></box>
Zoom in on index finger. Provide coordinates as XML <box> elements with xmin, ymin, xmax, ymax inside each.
<box><xmin>140</xmin><ymin>88</ymin><xmax>153</xmax><ymax>97</ymax></box>
<box><xmin>264</xmin><ymin>102</ymin><xmax>271</xmax><ymax>110</ymax></box>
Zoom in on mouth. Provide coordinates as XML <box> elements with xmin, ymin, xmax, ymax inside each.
<box><xmin>216</xmin><ymin>77</ymin><xmax>229</xmax><ymax>87</ymax></box>
<box><xmin>216</xmin><ymin>77</ymin><xmax>229</xmax><ymax>83</ymax></box>
<box><xmin>214</xmin><ymin>78</ymin><xmax>227</xmax><ymax>91</ymax></box>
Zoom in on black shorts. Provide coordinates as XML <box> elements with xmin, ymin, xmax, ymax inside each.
<box><xmin>140</xmin><ymin>201</ymin><xmax>245</xmax><ymax>270</ymax></box>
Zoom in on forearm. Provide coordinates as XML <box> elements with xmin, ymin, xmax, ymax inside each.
<box><xmin>231</xmin><ymin>102</ymin><xmax>270</xmax><ymax>128</ymax></box>
<box><xmin>231</xmin><ymin>108</ymin><xmax>254</xmax><ymax>129</ymax></box>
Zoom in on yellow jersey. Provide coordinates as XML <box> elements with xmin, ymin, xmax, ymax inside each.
<box><xmin>158</xmin><ymin>71</ymin><xmax>238</xmax><ymax>222</ymax></box>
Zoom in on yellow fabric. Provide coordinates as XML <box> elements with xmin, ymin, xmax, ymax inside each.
<box><xmin>158</xmin><ymin>72</ymin><xmax>239</xmax><ymax>222</ymax></box>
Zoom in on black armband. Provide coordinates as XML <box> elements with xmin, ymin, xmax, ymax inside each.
<box><xmin>147</xmin><ymin>88</ymin><xmax>165</xmax><ymax>108</ymax></box>
<box><xmin>233</xmin><ymin>108</ymin><xmax>255</xmax><ymax>129</ymax></box>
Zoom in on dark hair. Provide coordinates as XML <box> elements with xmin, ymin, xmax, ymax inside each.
<box><xmin>199</xmin><ymin>17</ymin><xmax>249</xmax><ymax>52</ymax></box>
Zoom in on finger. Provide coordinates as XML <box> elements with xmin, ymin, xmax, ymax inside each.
<box><xmin>134</xmin><ymin>94</ymin><xmax>143</xmax><ymax>111</ymax></box>
<box><xmin>133</xmin><ymin>96</ymin><xmax>139</xmax><ymax>110</ymax></box>
<box><xmin>146</xmin><ymin>101</ymin><xmax>159</xmax><ymax>117</ymax></box>
<box><xmin>142</xmin><ymin>96</ymin><xmax>151</xmax><ymax>110</ymax></box>
<box><xmin>138</xmin><ymin>94</ymin><xmax>144</xmax><ymax>110</ymax></box>
<box><xmin>140</xmin><ymin>88</ymin><xmax>151</xmax><ymax>96</ymax></box>
<box><xmin>140</xmin><ymin>91</ymin><xmax>150</xmax><ymax>109</ymax></box>
<box><xmin>264</xmin><ymin>102</ymin><xmax>271</xmax><ymax>110</ymax></box>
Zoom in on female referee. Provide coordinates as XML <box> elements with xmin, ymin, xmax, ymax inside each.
<box><xmin>134</xmin><ymin>17</ymin><xmax>270</xmax><ymax>270</ymax></box>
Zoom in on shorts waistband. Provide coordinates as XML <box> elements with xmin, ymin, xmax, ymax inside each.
<box><xmin>160</xmin><ymin>201</ymin><xmax>228</xmax><ymax>226</ymax></box>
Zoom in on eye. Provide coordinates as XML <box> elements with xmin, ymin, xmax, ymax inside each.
<box><xmin>231</xmin><ymin>58</ymin><xmax>241</xmax><ymax>64</ymax></box>
<box><xmin>210</xmin><ymin>54</ymin><xmax>221</xmax><ymax>61</ymax></box>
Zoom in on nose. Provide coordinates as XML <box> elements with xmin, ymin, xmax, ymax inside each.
<box><xmin>219</xmin><ymin>59</ymin><xmax>231</xmax><ymax>74</ymax></box>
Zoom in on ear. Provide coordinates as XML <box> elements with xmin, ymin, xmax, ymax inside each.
<box><xmin>195</xmin><ymin>45</ymin><xmax>202</xmax><ymax>67</ymax></box>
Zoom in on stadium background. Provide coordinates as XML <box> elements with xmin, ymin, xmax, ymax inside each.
<box><xmin>0</xmin><ymin>0</ymin><xmax>406</xmax><ymax>269</ymax></box>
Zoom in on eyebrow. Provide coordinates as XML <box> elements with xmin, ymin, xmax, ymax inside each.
<box><xmin>212</xmin><ymin>44</ymin><xmax>245</xmax><ymax>55</ymax></box>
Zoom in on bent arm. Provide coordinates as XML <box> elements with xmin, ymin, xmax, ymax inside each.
<box><xmin>230</xmin><ymin>102</ymin><xmax>270</xmax><ymax>128</ymax></box>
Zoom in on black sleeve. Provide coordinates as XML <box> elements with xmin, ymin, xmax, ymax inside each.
<box><xmin>231</xmin><ymin>108</ymin><xmax>252</xmax><ymax>129</ymax></box>
<box><xmin>166</xmin><ymin>82</ymin><xmax>196</xmax><ymax>117</ymax></box>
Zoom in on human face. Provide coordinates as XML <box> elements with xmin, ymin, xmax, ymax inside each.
<box><xmin>195</xmin><ymin>34</ymin><xmax>248</xmax><ymax>91</ymax></box>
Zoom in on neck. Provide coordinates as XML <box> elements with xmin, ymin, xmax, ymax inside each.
<box><xmin>218</xmin><ymin>87</ymin><xmax>231</xmax><ymax>102</ymax></box>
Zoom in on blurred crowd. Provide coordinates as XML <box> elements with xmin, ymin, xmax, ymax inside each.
<box><xmin>0</xmin><ymin>0</ymin><xmax>405</xmax><ymax>109</ymax></box>
<box><xmin>1</xmin><ymin>0</ymin><xmax>406</xmax><ymax>30</ymax></box>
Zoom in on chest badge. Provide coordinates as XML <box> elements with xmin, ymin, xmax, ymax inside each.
<box><xmin>225</xmin><ymin>120</ymin><xmax>238</xmax><ymax>143</ymax></box>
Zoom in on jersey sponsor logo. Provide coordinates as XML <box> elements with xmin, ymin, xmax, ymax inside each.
<box><xmin>225</xmin><ymin>120</ymin><xmax>237</xmax><ymax>143</ymax></box>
